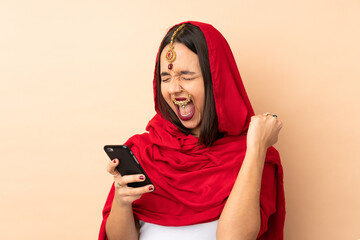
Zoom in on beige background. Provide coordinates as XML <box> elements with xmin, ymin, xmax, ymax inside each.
<box><xmin>1</xmin><ymin>1</ymin><xmax>359</xmax><ymax>239</ymax></box>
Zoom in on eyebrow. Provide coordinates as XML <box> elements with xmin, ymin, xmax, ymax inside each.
<box><xmin>160</xmin><ymin>71</ymin><xmax>197</xmax><ymax>76</ymax></box>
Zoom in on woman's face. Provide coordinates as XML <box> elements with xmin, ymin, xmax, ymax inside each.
<box><xmin>160</xmin><ymin>43</ymin><xmax>205</xmax><ymax>137</ymax></box>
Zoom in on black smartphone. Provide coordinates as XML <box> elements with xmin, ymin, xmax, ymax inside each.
<box><xmin>104</xmin><ymin>145</ymin><xmax>154</xmax><ymax>189</ymax></box>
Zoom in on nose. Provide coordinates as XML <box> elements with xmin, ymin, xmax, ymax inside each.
<box><xmin>167</xmin><ymin>78</ymin><xmax>183</xmax><ymax>95</ymax></box>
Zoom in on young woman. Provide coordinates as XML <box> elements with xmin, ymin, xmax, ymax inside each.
<box><xmin>99</xmin><ymin>21</ymin><xmax>285</xmax><ymax>240</ymax></box>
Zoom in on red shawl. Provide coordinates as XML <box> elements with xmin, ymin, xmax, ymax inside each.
<box><xmin>99</xmin><ymin>21</ymin><xmax>285</xmax><ymax>239</ymax></box>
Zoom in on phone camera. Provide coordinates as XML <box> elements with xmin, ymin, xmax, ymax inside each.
<box><xmin>107</xmin><ymin>148</ymin><xmax>114</xmax><ymax>152</ymax></box>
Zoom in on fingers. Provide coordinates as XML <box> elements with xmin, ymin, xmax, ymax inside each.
<box><xmin>107</xmin><ymin>158</ymin><xmax>153</xmax><ymax>189</ymax></box>
<box><xmin>115</xmin><ymin>178</ymin><xmax>154</xmax><ymax>205</ymax></box>
<box><xmin>248</xmin><ymin>113</ymin><xmax>283</xmax><ymax>148</ymax></box>
<box><xmin>252</xmin><ymin>113</ymin><xmax>282</xmax><ymax>124</ymax></box>
<box><xmin>107</xmin><ymin>158</ymin><xmax>155</xmax><ymax>207</ymax></box>
<box><xmin>117</xmin><ymin>184</ymin><xmax>155</xmax><ymax>196</ymax></box>
<box><xmin>250</xmin><ymin>114</ymin><xmax>275</xmax><ymax>124</ymax></box>
<box><xmin>113</xmin><ymin>183</ymin><xmax>154</xmax><ymax>206</ymax></box>
<box><xmin>114</xmin><ymin>177</ymin><xmax>155</xmax><ymax>206</ymax></box>
<box><xmin>116</xmin><ymin>174</ymin><xmax>147</xmax><ymax>187</ymax></box>
<box><xmin>106</xmin><ymin>158</ymin><xmax>121</xmax><ymax>177</ymax></box>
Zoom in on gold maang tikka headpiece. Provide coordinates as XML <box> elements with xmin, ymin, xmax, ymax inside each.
<box><xmin>166</xmin><ymin>24</ymin><xmax>186</xmax><ymax>70</ymax></box>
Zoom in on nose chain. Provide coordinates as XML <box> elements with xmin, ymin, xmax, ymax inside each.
<box><xmin>172</xmin><ymin>93</ymin><xmax>192</xmax><ymax>108</ymax></box>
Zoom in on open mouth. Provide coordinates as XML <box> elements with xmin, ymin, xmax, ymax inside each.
<box><xmin>172</xmin><ymin>94</ymin><xmax>195</xmax><ymax>121</ymax></box>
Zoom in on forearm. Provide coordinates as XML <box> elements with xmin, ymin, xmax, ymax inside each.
<box><xmin>105</xmin><ymin>196</ymin><xmax>139</xmax><ymax>240</ymax></box>
<box><xmin>217</xmin><ymin>146</ymin><xmax>267</xmax><ymax>240</ymax></box>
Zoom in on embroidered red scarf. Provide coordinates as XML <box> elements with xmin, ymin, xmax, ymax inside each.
<box><xmin>99</xmin><ymin>21</ymin><xmax>285</xmax><ymax>239</ymax></box>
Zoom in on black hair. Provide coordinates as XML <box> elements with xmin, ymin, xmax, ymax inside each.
<box><xmin>155</xmin><ymin>23</ymin><xmax>223</xmax><ymax>146</ymax></box>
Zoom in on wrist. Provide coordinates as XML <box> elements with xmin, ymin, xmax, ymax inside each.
<box><xmin>245</xmin><ymin>144</ymin><xmax>267</xmax><ymax>162</ymax></box>
<box><xmin>247</xmin><ymin>143</ymin><xmax>268</xmax><ymax>153</ymax></box>
<box><xmin>113</xmin><ymin>195</ymin><xmax>133</xmax><ymax>209</ymax></box>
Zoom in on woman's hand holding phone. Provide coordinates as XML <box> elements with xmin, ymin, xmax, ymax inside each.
<box><xmin>106</xmin><ymin>158</ymin><xmax>155</xmax><ymax>207</ymax></box>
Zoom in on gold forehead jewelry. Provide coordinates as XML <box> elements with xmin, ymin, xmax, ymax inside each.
<box><xmin>166</xmin><ymin>24</ymin><xmax>186</xmax><ymax>70</ymax></box>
